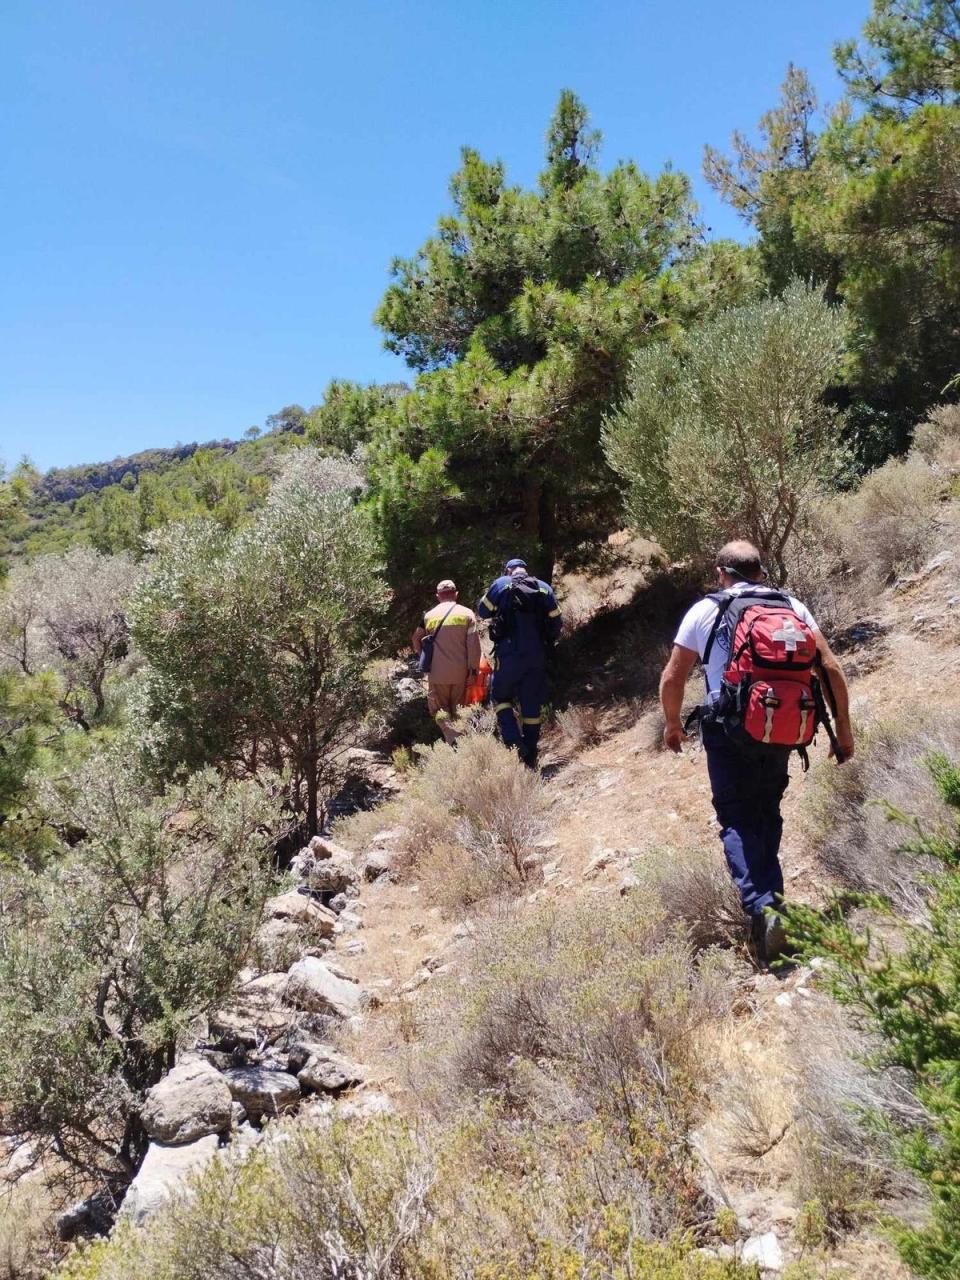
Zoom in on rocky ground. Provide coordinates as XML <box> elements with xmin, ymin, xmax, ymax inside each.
<box><xmin>44</xmin><ymin>540</ymin><xmax>960</xmax><ymax>1273</ymax></box>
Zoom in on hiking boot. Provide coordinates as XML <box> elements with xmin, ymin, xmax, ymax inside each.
<box><xmin>518</xmin><ymin>746</ymin><xmax>539</xmax><ymax>771</ymax></box>
<box><xmin>763</xmin><ymin>911</ymin><xmax>788</xmax><ymax>963</ymax></box>
<box><xmin>751</xmin><ymin>910</ymin><xmax>788</xmax><ymax>966</ymax></box>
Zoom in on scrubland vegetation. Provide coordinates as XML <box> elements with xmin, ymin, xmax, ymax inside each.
<box><xmin>2</xmin><ymin>2</ymin><xmax>960</xmax><ymax>1276</ymax></box>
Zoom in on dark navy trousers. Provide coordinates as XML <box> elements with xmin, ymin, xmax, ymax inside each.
<box><xmin>491</xmin><ymin>656</ymin><xmax>546</xmax><ymax>757</ymax></box>
<box><xmin>702</xmin><ymin>723</ymin><xmax>791</xmax><ymax>916</ymax></box>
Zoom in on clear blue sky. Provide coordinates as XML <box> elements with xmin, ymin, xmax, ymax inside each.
<box><xmin>2</xmin><ymin>0</ymin><xmax>869</xmax><ymax>473</ymax></box>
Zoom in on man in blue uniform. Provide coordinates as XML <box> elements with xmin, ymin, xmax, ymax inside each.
<box><xmin>477</xmin><ymin>558</ymin><xmax>562</xmax><ymax>768</ymax></box>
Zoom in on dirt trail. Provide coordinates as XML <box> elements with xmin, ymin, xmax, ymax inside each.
<box><xmin>342</xmin><ymin>546</ymin><xmax>960</xmax><ymax>1001</ymax></box>
<box><xmin>328</xmin><ymin>552</ymin><xmax>960</xmax><ymax>1276</ymax></box>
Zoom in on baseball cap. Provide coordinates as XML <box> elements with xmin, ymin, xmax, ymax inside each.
<box><xmin>436</xmin><ymin>579</ymin><xmax>457</xmax><ymax>592</ymax></box>
<box><xmin>504</xmin><ymin>557</ymin><xmax>527</xmax><ymax>571</ymax></box>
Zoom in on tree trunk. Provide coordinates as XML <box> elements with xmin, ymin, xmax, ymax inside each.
<box><xmin>306</xmin><ymin>765</ymin><xmax>320</xmax><ymax>838</ymax></box>
<box><xmin>522</xmin><ymin>472</ymin><xmax>542</xmax><ymax>541</ymax></box>
<box><xmin>537</xmin><ymin>481</ymin><xmax>558</xmax><ymax>583</ymax></box>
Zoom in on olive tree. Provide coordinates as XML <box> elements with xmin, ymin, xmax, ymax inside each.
<box><xmin>0</xmin><ymin>753</ymin><xmax>281</xmax><ymax>1186</ymax></box>
<box><xmin>0</xmin><ymin>548</ymin><xmax>140</xmax><ymax>728</ymax></box>
<box><xmin>603</xmin><ymin>282</ymin><xmax>849</xmax><ymax>579</ymax></box>
<box><xmin>132</xmin><ymin>451</ymin><xmax>389</xmax><ymax>834</ymax></box>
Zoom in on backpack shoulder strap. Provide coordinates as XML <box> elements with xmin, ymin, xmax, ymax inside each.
<box><xmin>702</xmin><ymin>591</ymin><xmax>736</xmax><ymax>667</ymax></box>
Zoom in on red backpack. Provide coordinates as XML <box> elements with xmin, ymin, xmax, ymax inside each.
<box><xmin>697</xmin><ymin>588</ymin><xmax>840</xmax><ymax>760</ymax></box>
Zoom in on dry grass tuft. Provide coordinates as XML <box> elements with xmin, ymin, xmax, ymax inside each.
<box><xmin>420</xmin><ymin>896</ymin><xmax>735</xmax><ymax>1122</ymax></box>
<box><xmin>0</xmin><ymin>1179</ymin><xmax>60</xmax><ymax>1280</ymax></box>
<box><xmin>912</xmin><ymin>402</ymin><xmax>960</xmax><ymax>471</ymax></box>
<box><xmin>554</xmin><ymin>703</ymin><xmax>606</xmax><ymax>750</ymax></box>
<box><xmin>788</xmin><ymin>1002</ymin><xmax>924</xmax><ymax>1238</ymax></box>
<box><xmin>808</xmin><ymin>712</ymin><xmax>960</xmax><ymax>914</ymax></box>
<box><xmin>636</xmin><ymin>845</ymin><xmax>749</xmax><ymax>952</ymax></box>
<box><xmin>337</xmin><ymin>722</ymin><xmax>546</xmax><ymax>912</ymax></box>
<box><xmin>826</xmin><ymin>454</ymin><xmax>945</xmax><ymax>588</ymax></box>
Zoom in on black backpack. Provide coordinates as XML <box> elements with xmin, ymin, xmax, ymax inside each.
<box><xmin>487</xmin><ymin>575</ymin><xmax>550</xmax><ymax>645</ymax></box>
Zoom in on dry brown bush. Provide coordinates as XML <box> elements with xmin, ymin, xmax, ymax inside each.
<box><xmin>831</xmin><ymin>454</ymin><xmax>945</xmax><ymax>586</ymax></box>
<box><xmin>423</xmin><ymin>897</ymin><xmax>734</xmax><ymax>1118</ymax></box>
<box><xmin>337</xmin><ymin>723</ymin><xmax>546</xmax><ymax>910</ymax></box>
<box><xmin>720</xmin><ymin>1072</ymin><xmax>793</xmax><ymax>1162</ymax></box>
<box><xmin>636</xmin><ymin>846</ymin><xmax>749</xmax><ymax>951</ymax></box>
<box><xmin>414</xmin><ymin>897</ymin><xmax>738</xmax><ymax>1240</ymax></box>
<box><xmin>781</xmin><ymin>444</ymin><xmax>947</xmax><ymax>634</ymax></box>
<box><xmin>554</xmin><ymin>703</ymin><xmax>606</xmax><ymax>750</ymax></box>
<box><xmin>788</xmin><ymin>1002</ymin><xmax>924</xmax><ymax>1238</ymax></box>
<box><xmin>780</xmin><ymin>516</ymin><xmax>858</xmax><ymax>640</ymax></box>
<box><xmin>808</xmin><ymin>712</ymin><xmax>960</xmax><ymax>914</ymax></box>
<box><xmin>912</xmin><ymin>402</ymin><xmax>960</xmax><ymax>470</ymax></box>
<box><xmin>0</xmin><ymin>1179</ymin><xmax>60</xmax><ymax>1280</ymax></box>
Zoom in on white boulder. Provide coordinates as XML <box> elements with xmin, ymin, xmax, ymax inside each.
<box><xmin>119</xmin><ymin>1135</ymin><xmax>220</xmax><ymax>1225</ymax></box>
<box><xmin>141</xmin><ymin>1059</ymin><xmax>232</xmax><ymax>1145</ymax></box>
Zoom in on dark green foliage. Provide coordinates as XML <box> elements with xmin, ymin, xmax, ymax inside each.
<box><xmin>706</xmin><ymin>2</ymin><xmax>960</xmax><ymax>456</ymax></box>
<box><xmin>0</xmin><ymin>671</ymin><xmax>61</xmax><ymax>835</ymax></box>
<box><xmin>0</xmin><ymin>755</ymin><xmax>281</xmax><ymax>1183</ymax></box>
<box><xmin>371</xmin><ymin>92</ymin><xmax>760</xmax><ymax>615</ymax></box>
<box><xmin>305</xmin><ymin>380</ymin><xmax>409</xmax><ymax>455</ymax></box>
<box><xmin>131</xmin><ymin>452</ymin><xmax>390</xmax><ymax>834</ymax></box>
<box><xmin>835</xmin><ymin>0</ymin><xmax>960</xmax><ymax>112</ymax></box>
<box><xmin>788</xmin><ymin>754</ymin><xmax>960</xmax><ymax>1276</ymax></box>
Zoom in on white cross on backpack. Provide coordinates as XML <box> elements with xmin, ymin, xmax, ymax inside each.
<box><xmin>772</xmin><ymin>618</ymin><xmax>802</xmax><ymax>652</ymax></box>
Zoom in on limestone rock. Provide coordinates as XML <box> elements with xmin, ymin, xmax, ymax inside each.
<box><xmin>263</xmin><ymin>890</ymin><xmax>336</xmax><ymax>934</ymax></box>
<box><xmin>339</xmin><ymin>747</ymin><xmax>401</xmax><ymax>794</ymax></box>
<box><xmin>119</xmin><ymin>1135</ymin><xmax>220</xmax><ymax>1225</ymax></box>
<box><xmin>209</xmin><ymin>972</ymin><xmax>295</xmax><ymax>1049</ymax></box>
<box><xmin>297</xmin><ymin>1046</ymin><xmax>366</xmax><ymax>1094</ymax></box>
<box><xmin>221</xmin><ymin>1067</ymin><xmax>302</xmax><ymax>1125</ymax></box>
<box><xmin>741</xmin><ymin>1232</ymin><xmax>783</xmax><ymax>1272</ymax></box>
<box><xmin>337</xmin><ymin>1090</ymin><xmax>395</xmax><ymax>1120</ymax></box>
<box><xmin>285</xmin><ymin>956</ymin><xmax>366</xmax><ymax>1018</ymax></box>
<box><xmin>583</xmin><ymin>848</ymin><xmax>617</xmax><ymax>878</ymax></box>
<box><xmin>252</xmin><ymin>917</ymin><xmax>302</xmax><ymax>970</ymax></box>
<box><xmin>141</xmin><ymin>1059</ymin><xmax>233</xmax><ymax>1145</ymax></box>
<box><xmin>399</xmin><ymin>967</ymin><xmax>431</xmax><ymax>994</ymax></box>
<box><xmin>286</xmin><ymin>1030</ymin><xmax>327</xmax><ymax>1074</ymax></box>
<box><xmin>290</xmin><ymin>837</ymin><xmax>358</xmax><ymax>895</ymax></box>
<box><xmin>363</xmin><ymin>847</ymin><xmax>399</xmax><ymax>881</ymax></box>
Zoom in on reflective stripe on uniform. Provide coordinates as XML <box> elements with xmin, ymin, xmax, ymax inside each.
<box><xmin>547</xmin><ymin>608</ymin><xmax>561</xmax><ymax>618</ymax></box>
<box><xmin>480</xmin><ymin>594</ymin><xmax>497</xmax><ymax>612</ymax></box>
<box><xmin>426</xmin><ymin>615</ymin><xmax>470</xmax><ymax>630</ymax></box>
<box><xmin>494</xmin><ymin>702</ymin><xmax>513</xmax><ymax>713</ymax></box>
<box><xmin>521</xmin><ymin>715</ymin><xmax>543</xmax><ymax>725</ymax></box>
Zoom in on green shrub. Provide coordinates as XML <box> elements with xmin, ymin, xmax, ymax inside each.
<box><xmin>789</xmin><ymin>753</ymin><xmax>960</xmax><ymax>1277</ymax></box>
<box><xmin>0</xmin><ymin>753</ymin><xmax>281</xmax><ymax>1185</ymax></box>
<box><xmin>54</xmin><ymin>1111</ymin><xmax>758</xmax><ymax>1280</ymax></box>
<box><xmin>603</xmin><ymin>282</ymin><xmax>849</xmax><ymax>581</ymax></box>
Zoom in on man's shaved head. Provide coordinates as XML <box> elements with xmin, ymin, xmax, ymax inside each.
<box><xmin>716</xmin><ymin>540</ymin><xmax>764</xmax><ymax>582</ymax></box>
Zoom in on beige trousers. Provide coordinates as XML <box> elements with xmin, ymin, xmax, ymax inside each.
<box><xmin>427</xmin><ymin>679</ymin><xmax>468</xmax><ymax>745</ymax></box>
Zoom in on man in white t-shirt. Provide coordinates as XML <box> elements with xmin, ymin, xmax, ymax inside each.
<box><xmin>659</xmin><ymin>540</ymin><xmax>855</xmax><ymax>963</ymax></box>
